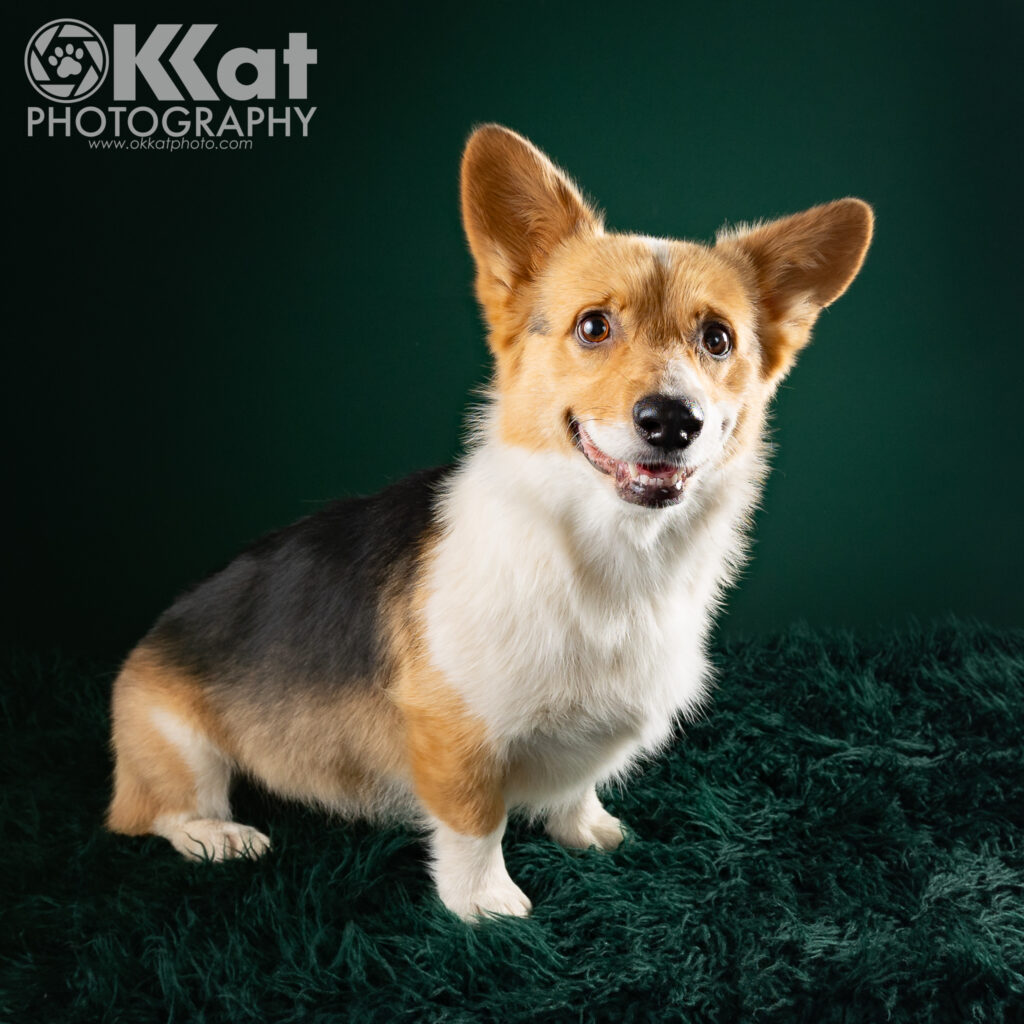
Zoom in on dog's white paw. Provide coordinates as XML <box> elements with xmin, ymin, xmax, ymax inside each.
<box><xmin>430</xmin><ymin>818</ymin><xmax>532</xmax><ymax>921</ymax></box>
<box><xmin>547</xmin><ymin>792</ymin><xmax>625</xmax><ymax>851</ymax></box>
<box><xmin>583</xmin><ymin>806</ymin><xmax>627</xmax><ymax>851</ymax></box>
<box><xmin>440</xmin><ymin>872</ymin><xmax>533</xmax><ymax>921</ymax></box>
<box><xmin>162</xmin><ymin>818</ymin><xmax>271</xmax><ymax>862</ymax></box>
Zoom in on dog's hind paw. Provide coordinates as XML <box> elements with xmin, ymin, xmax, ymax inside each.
<box><xmin>158</xmin><ymin>817</ymin><xmax>271</xmax><ymax>862</ymax></box>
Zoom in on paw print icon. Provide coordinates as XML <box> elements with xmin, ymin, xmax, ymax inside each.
<box><xmin>25</xmin><ymin>19</ymin><xmax>109</xmax><ymax>103</ymax></box>
<box><xmin>50</xmin><ymin>45</ymin><xmax>86</xmax><ymax>80</ymax></box>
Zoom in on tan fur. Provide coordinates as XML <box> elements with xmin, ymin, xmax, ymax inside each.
<box><xmin>716</xmin><ymin>200</ymin><xmax>874</xmax><ymax>380</ymax></box>
<box><xmin>400</xmin><ymin>686</ymin><xmax>504</xmax><ymax>837</ymax></box>
<box><xmin>107</xmin><ymin>648</ymin><xmax>227</xmax><ymax>834</ymax></box>
<box><xmin>221</xmin><ymin>686</ymin><xmax>408</xmax><ymax>815</ymax></box>
<box><xmin>109</xmin><ymin>635</ymin><xmax>416</xmax><ymax>835</ymax></box>
<box><xmin>461</xmin><ymin>124</ymin><xmax>601</xmax><ymax>317</ymax></box>
<box><xmin>390</xmin><ymin>542</ymin><xmax>505</xmax><ymax>837</ymax></box>
<box><xmin>109</xmin><ymin>652</ymin><xmax>412</xmax><ymax>830</ymax></box>
<box><xmin>461</xmin><ymin>125</ymin><xmax>872</xmax><ymax>464</ymax></box>
<box><xmin>495</xmin><ymin>234</ymin><xmax>768</xmax><ymax>458</ymax></box>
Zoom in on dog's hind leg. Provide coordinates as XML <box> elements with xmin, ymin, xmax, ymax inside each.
<box><xmin>106</xmin><ymin>648</ymin><xmax>270</xmax><ymax>862</ymax></box>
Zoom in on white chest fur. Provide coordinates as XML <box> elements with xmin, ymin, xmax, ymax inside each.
<box><xmin>423</xmin><ymin>437</ymin><xmax>759</xmax><ymax>808</ymax></box>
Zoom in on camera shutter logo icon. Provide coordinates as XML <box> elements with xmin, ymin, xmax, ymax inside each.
<box><xmin>25</xmin><ymin>19</ymin><xmax>109</xmax><ymax>103</ymax></box>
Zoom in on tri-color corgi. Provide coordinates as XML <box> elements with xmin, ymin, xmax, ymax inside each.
<box><xmin>107</xmin><ymin>125</ymin><xmax>873</xmax><ymax>920</ymax></box>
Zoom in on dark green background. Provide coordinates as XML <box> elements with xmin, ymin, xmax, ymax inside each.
<box><xmin>9</xmin><ymin>2</ymin><xmax>1023</xmax><ymax>659</ymax></box>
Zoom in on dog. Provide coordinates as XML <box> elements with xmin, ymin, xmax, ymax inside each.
<box><xmin>106</xmin><ymin>124</ymin><xmax>873</xmax><ymax>920</ymax></box>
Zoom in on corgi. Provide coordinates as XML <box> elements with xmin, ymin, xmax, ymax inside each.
<box><xmin>106</xmin><ymin>125</ymin><xmax>873</xmax><ymax>920</ymax></box>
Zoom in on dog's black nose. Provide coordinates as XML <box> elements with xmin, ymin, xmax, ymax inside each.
<box><xmin>633</xmin><ymin>394</ymin><xmax>704</xmax><ymax>451</ymax></box>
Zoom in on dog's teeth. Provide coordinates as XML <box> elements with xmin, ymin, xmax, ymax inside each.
<box><xmin>624</xmin><ymin>462</ymin><xmax>691</xmax><ymax>491</ymax></box>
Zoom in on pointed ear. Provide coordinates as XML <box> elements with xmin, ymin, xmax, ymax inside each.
<box><xmin>717</xmin><ymin>199</ymin><xmax>874</xmax><ymax>381</ymax></box>
<box><xmin>461</xmin><ymin>124</ymin><xmax>600</xmax><ymax>327</ymax></box>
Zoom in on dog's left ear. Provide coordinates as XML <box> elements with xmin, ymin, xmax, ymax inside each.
<box><xmin>461</xmin><ymin>124</ymin><xmax>600</xmax><ymax>337</ymax></box>
<box><xmin>717</xmin><ymin>199</ymin><xmax>874</xmax><ymax>382</ymax></box>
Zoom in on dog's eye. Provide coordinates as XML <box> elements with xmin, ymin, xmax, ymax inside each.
<box><xmin>576</xmin><ymin>313</ymin><xmax>611</xmax><ymax>346</ymax></box>
<box><xmin>701</xmin><ymin>322</ymin><xmax>733</xmax><ymax>359</ymax></box>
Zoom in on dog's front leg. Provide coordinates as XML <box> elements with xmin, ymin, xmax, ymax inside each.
<box><xmin>545</xmin><ymin>785</ymin><xmax>625</xmax><ymax>851</ymax></box>
<box><xmin>403</xmin><ymin>702</ymin><xmax>531</xmax><ymax>921</ymax></box>
<box><xmin>428</xmin><ymin>816</ymin><xmax>531</xmax><ymax>921</ymax></box>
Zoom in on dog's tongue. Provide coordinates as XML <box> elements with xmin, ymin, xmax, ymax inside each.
<box><xmin>636</xmin><ymin>462</ymin><xmax>678</xmax><ymax>480</ymax></box>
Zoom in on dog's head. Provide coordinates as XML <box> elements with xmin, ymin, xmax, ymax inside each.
<box><xmin>461</xmin><ymin>125</ymin><xmax>873</xmax><ymax>509</ymax></box>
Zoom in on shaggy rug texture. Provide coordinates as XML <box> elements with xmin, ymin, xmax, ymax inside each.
<box><xmin>1</xmin><ymin>621</ymin><xmax>1022</xmax><ymax>1023</ymax></box>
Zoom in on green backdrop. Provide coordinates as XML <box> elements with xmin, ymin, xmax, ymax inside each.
<box><xmin>8</xmin><ymin>1</ymin><xmax>1023</xmax><ymax>659</ymax></box>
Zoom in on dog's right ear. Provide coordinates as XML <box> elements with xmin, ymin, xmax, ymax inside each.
<box><xmin>461</xmin><ymin>125</ymin><xmax>600</xmax><ymax>331</ymax></box>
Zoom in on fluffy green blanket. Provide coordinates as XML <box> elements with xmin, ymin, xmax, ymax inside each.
<box><xmin>2</xmin><ymin>621</ymin><xmax>1022</xmax><ymax>1022</ymax></box>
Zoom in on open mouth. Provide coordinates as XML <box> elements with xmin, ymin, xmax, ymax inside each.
<box><xmin>568</xmin><ymin>416</ymin><xmax>693</xmax><ymax>508</ymax></box>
